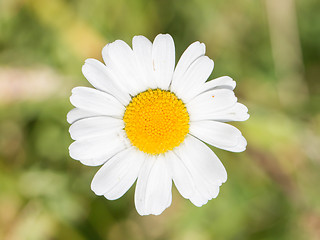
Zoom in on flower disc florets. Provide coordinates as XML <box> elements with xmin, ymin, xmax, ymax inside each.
<box><xmin>123</xmin><ymin>88</ymin><xmax>189</xmax><ymax>155</ymax></box>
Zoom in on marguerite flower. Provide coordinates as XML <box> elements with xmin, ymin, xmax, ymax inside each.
<box><xmin>67</xmin><ymin>34</ymin><xmax>249</xmax><ymax>216</ymax></box>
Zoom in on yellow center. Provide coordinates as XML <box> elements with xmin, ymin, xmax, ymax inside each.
<box><xmin>123</xmin><ymin>89</ymin><xmax>189</xmax><ymax>155</ymax></box>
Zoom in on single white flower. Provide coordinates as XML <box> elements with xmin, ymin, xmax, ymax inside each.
<box><xmin>67</xmin><ymin>34</ymin><xmax>249</xmax><ymax>216</ymax></box>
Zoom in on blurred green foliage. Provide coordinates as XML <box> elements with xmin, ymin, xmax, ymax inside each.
<box><xmin>0</xmin><ymin>0</ymin><xmax>320</xmax><ymax>239</ymax></box>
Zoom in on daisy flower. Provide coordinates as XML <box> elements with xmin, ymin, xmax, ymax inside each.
<box><xmin>67</xmin><ymin>34</ymin><xmax>249</xmax><ymax>216</ymax></box>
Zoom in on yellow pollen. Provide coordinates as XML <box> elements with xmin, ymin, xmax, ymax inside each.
<box><xmin>123</xmin><ymin>89</ymin><xmax>190</xmax><ymax>155</ymax></box>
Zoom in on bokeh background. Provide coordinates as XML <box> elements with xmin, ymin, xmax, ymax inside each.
<box><xmin>1</xmin><ymin>0</ymin><xmax>320</xmax><ymax>239</ymax></box>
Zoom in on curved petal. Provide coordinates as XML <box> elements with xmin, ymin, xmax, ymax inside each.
<box><xmin>164</xmin><ymin>151</ymin><xmax>195</xmax><ymax>199</ymax></box>
<box><xmin>173</xmin><ymin>56</ymin><xmax>214</xmax><ymax>103</ymax></box>
<box><xmin>152</xmin><ymin>34</ymin><xmax>175</xmax><ymax>90</ymax></box>
<box><xmin>135</xmin><ymin>154</ymin><xmax>172</xmax><ymax>216</ymax></box>
<box><xmin>192</xmin><ymin>102</ymin><xmax>249</xmax><ymax>122</ymax></box>
<box><xmin>172</xmin><ymin>135</ymin><xmax>227</xmax><ymax>207</ymax></box>
<box><xmin>200</xmin><ymin>76</ymin><xmax>236</xmax><ymax>93</ymax></box>
<box><xmin>132</xmin><ymin>35</ymin><xmax>157</xmax><ymax>89</ymax></box>
<box><xmin>69</xmin><ymin>116</ymin><xmax>124</xmax><ymax>140</ymax></box>
<box><xmin>70</xmin><ymin>87</ymin><xmax>125</xmax><ymax>117</ymax></box>
<box><xmin>69</xmin><ymin>130</ymin><xmax>130</xmax><ymax>166</ymax></box>
<box><xmin>67</xmin><ymin>108</ymin><xmax>101</xmax><ymax>124</ymax></box>
<box><xmin>82</xmin><ymin>58</ymin><xmax>131</xmax><ymax>105</ymax></box>
<box><xmin>91</xmin><ymin>148</ymin><xmax>145</xmax><ymax>200</ymax></box>
<box><xmin>171</xmin><ymin>41</ymin><xmax>206</xmax><ymax>90</ymax></box>
<box><xmin>190</xmin><ymin>120</ymin><xmax>247</xmax><ymax>152</ymax></box>
<box><xmin>102</xmin><ymin>40</ymin><xmax>145</xmax><ymax>95</ymax></box>
<box><xmin>186</xmin><ymin>89</ymin><xmax>237</xmax><ymax>121</ymax></box>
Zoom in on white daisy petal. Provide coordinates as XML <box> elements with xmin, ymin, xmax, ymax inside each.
<box><xmin>69</xmin><ymin>130</ymin><xmax>129</xmax><ymax>166</ymax></box>
<box><xmin>173</xmin><ymin>56</ymin><xmax>214</xmax><ymax>102</ymax></box>
<box><xmin>82</xmin><ymin>58</ymin><xmax>131</xmax><ymax>105</ymax></box>
<box><xmin>134</xmin><ymin>157</ymin><xmax>154</xmax><ymax>215</ymax></box>
<box><xmin>200</xmin><ymin>76</ymin><xmax>236</xmax><ymax>93</ymax></box>
<box><xmin>173</xmin><ymin>135</ymin><xmax>227</xmax><ymax>206</ymax></box>
<box><xmin>186</xmin><ymin>88</ymin><xmax>237</xmax><ymax>121</ymax></box>
<box><xmin>152</xmin><ymin>34</ymin><xmax>175</xmax><ymax>90</ymax></box>
<box><xmin>171</xmin><ymin>41</ymin><xmax>206</xmax><ymax>90</ymax></box>
<box><xmin>189</xmin><ymin>190</ymin><xmax>212</xmax><ymax>207</ymax></box>
<box><xmin>67</xmin><ymin>108</ymin><xmax>100</xmax><ymax>124</ymax></box>
<box><xmin>69</xmin><ymin>116</ymin><xmax>124</xmax><ymax>140</ymax></box>
<box><xmin>135</xmin><ymin>155</ymin><xmax>172</xmax><ymax>216</ymax></box>
<box><xmin>102</xmin><ymin>40</ymin><xmax>145</xmax><ymax>95</ymax></box>
<box><xmin>70</xmin><ymin>87</ymin><xmax>125</xmax><ymax>117</ymax></box>
<box><xmin>165</xmin><ymin>151</ymin><xmax>195</xmax><ymax>199</ymax></box>
<box><xmin>199</xmin><ymin>103</ymin><xmax>250</xmax><ymax>122</ymax></box>
<box><xmin>229</xmin><ymin>135</ymin><xmax>248</xmax><ymax>152</ymax></box>
<box><xmin>91</xmin><ymin>148</ymin><xmax>145</xmax><ymax>199</ymax></box>
<box><xmin>132</xmin><ymin>35</ymin><xmax>157</xmax><ymax>89</ymax></box>
<box><xmin>190</xmin><ymin>120</ymin><xmax>247</xmax><ymax>152</ymax></box>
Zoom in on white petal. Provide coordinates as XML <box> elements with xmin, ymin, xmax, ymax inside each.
<box><xmin>230</xmin><ymin>135</ymin><xmax>248</xmax><ymax>152</ymax></box>
<box><xmin>135</xmin><ymin>155</ymin><xmax>172</xmax><ymax>216</ymax></box>
<box><xmin>69</xmin><ymin>130</ymin><xmax>130</xmax><ymax>166</ymax></box>
<box><xmin>190</xmin><ymin>121</ymin><xmax>247</xmax><ymax>152</ymax></box>
<box><xmin>173</xmin><ymin>56</ymin><xmax>214</xmax><ymax>103</ymax></box>
<box><xmin>186</xmin><ymin>89</ymin><xmax>237</xmax><ymax>121</ymax></box>
<box><xmin>91</xmin><ymin>148</ymin><xmax>145</xmax><ymax>200</ymax></box>
<box><xmin>165</xmin><ymin>151</ymin><xmax>195</xmax><ymax>199</ymax></box>
<box><xmin>152</xmin><ymin>34</ymin><xmax>175</xmax><ymax>90</ymax></box>
<box><xmin>102</xmin><ymin>40</ymin><xmax>145</xmax><ymax>95</ymax></box>
<box><xmin>67</xmin><ymin>108</ymin><xmax>100</xmax><ymax>124</ymax></box>
<box><xmin>200</xmin><ymin>76</ymin><xmax>236</xmax><ymax>93</ymax></box>
<box><xmin>132</xmin><ymin>35</ymin><xmax>157</xmax><ymax>89</ymax></box>
<box><xmin>69</xmin><ymin>116</ymin><xmax>124</xmax><ymax>140</ymax></box>
<box><xmin>70</xmin><ymin>87</ymin><xmax>125</xmax><ymax>117</ymax></box>
<box><xmin>82</xmin><ymin>58</ymin><xmax>131</xmax><ymax>105</ymax></box>
<box><xmin>171</xmin><ymin>41</ymin><xmax>206</xmax><ymax>90</ymax></box>
<box><xmin>173</xmin><ymin>135</ymin><xmax>227</xmax><ymax>207</ymax></box>
<box><xmin>195</xmin><ymin>102</ymin><xmax>249</xmax><ymax>122</ymax></box>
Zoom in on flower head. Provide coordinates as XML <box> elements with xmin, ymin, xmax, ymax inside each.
<box><xmin>68</xmin><ymin>34</ymin><xmax>249</xmax><ymax>216</ymax></box>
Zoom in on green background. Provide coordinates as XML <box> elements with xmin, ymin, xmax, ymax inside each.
<box><xmin>1</xmin><ymin>0</ymin><xmax>320</xmax><ymax>239</ymax></box>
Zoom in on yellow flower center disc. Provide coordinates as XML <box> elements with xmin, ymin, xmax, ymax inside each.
<box><xmin>123</xmin><ymin>89</ymin><xmax>190</xmax><ymax>155</ymax></box>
